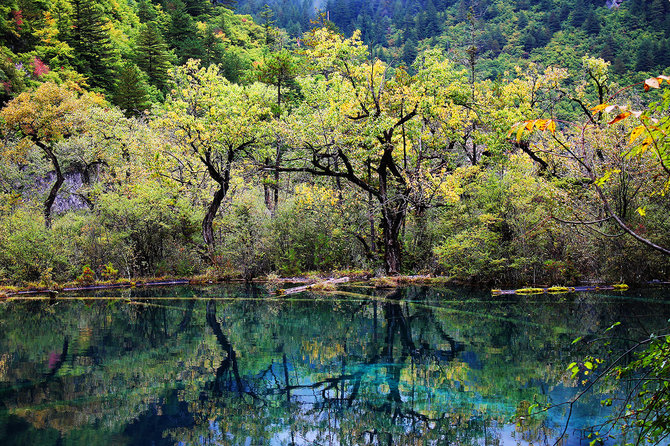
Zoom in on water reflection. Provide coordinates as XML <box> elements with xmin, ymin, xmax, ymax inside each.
<box><xmin>0</xmin><ymin>285</ymin><xmax>667</xmax><ymax>445</ymax></box>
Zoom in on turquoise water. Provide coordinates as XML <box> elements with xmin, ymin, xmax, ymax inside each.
<box><xmin>0</xmin><ymin>284</ymin><xmax>667</xmax><ymax>445</ymax></box>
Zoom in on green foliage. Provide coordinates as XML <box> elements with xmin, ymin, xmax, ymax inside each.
<box><xmin>566</xmin><ymin>322</ymin><xmax>670</xmax><ymax>446</ymax></box>
<box><xmin>0</xmin><ymin>1</ymin><xmax>669</xmax><ymax>288</ymax></box>
<box><xmin>166</xmin><ymin>0</ymin><xmax>204</xmax><ymax>65</ymax></box>
<box><xmin>134</xmin><ymin>22</ymin><xmax>173</xmax><ymax>91</ymax></box>
<box><xmin>101</xmin><ymin>262</ymin><xmax>119</xmax><ymax>280</ymax></box>
<box><xmin>91</xmin><ymin>182</ymin><xmax>203</xmax><ymax>277</ymax></box>
<box><xmin>612</xmin><ymin>333</ymin><xmax>670</xmax><ymax>444</ymax></box>
<box><xmin>112</xmin><ymin>62</ymin><xmax>151</xmax><ymax>116</ymax></box>
<box><xmin>67</xmin><ymin>0</ymin><xmax>120</xmax><ymax>91</ymax></box>
<box><xmin>433</xmin><ymin>155</ymin><xmax>575</xmax><ymax>285</ymax></box>
<box><xmin>270</xmin><ymin>185</ymin><xmax>362</xmax><ymax>276</ymax></box>
<box><xmin>217</xmin><ymin>191</ymin><xmax>271</xmax><ymax>280</ymax></box>
<box><xmin>0</xmin><ymin>208</ymin><xmax>67</xmax><ymax>283</ymax></box>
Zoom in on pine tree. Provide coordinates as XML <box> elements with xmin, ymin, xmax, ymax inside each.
<box><xmin>402</xmin><ymin>37</ymin><xmax>417</xmax><ymax>67</ymax></box>
<box><xmin>259</xmin><ymin>3</ymin><xmax>276</xmax><ymax>46</ymax></box>
<box><xmin>636</xmin><ymin>38</ymin><xmax>655</xmax><ymax>71</ymax></box>
<box><xmin>136</xmin><ymin>0</ymin><xmax>157</xmax><ymax>23</ymax></box>
<box><xmin>424</xmin><ymin>0</ymin><xmax>440</xmax><ymax>37</ymax></box>
<box><xmin>167</xmin><ymin>0</ymin><xmax>205</xmax><ymax>64</ymax></box>
<box><xmin>113</xmin><ymin>62</ymin><xmax>151</xmax><ymax>116</ymax></box>
<box><xmin>135</xmin><ymin>22</ymin><xmax>173</xmax><ymax>90</ymax></box>
<box><xmin>184</xmin><ymin>0</ymin><xmax>212</xmax><ymax>17</ymax></box>
<box><xmin>571</xmin><ymin>0</ymin><xmax>588</xmax><ymax>27</ymax></box>
<box><xmin>220</xmin><ymin>50</ymin><xmax>246</xmax><ymax>84</ymax></box>
<box><xmin>649</xmin><ymin>0</ymin><xmax>666</xmax><ymax>28</ymax></box>
<box><xmin>201</xmin><ymin>23</ymin><xmax>225</xmax><ymax>66</ymax></box>
<box><xmin>67</xmin><ymin>0</ymin><xmax>118</xmax><ymax>91</ymax></box>
<box><xmin>582</xmin><ymin>8</ymin><xmax>600</xmax><ymax>35</ymax></box>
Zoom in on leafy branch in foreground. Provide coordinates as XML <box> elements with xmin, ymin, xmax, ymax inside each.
<box><xmin>510</xmin><ymin>72</ymin><xmax>670</xmax><ymax>258</ymax></box>
<box><xmin>529</xmin><ymin>321</ymin><xmax>670</xmax><ymax>446</ymax></box>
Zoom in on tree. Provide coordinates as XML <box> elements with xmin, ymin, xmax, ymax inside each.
<box><xmin>113</xmin><ymin>62</ymin><xmax>151</xmax><ymax>116</ymax></box>
<box><xmin>200</xmin><ymin>23</ymin><xmax>225</xmax><ymax>67</ymax></box>
<box><xmin>153</xmin><ymin>60</ymin><xmax>272</xmax><ymax>256</ymax></box>
<box><xmin>259</xmin><ymin>3</ymin><xmax>276</xmax><ymax>46</ymax></box>
<box><xmin>512</xmin><ymin>66</ymin><xmax>670</xmax><ymax>258</ymax></box>
<box><xmin>136</xmin><ymin>0</ymin><xmax>157</xmax><ymax>23</ymax></box>
<box><xmin>67</xmin><ymin>0</ymin><xmax>118</xmax><ymax>91</ymax></box>
<box><xmin>401</xmin><ymin>37</ymin><xmax>417</xmax><ymax>67</ymax></box>
<box><xmin>278</xmin><ymin>30</ymin><xmax>462</xmax><ymax>274</ymax></box>
<box><xmin>254</xmin><ymin>48</ymin><xmax>301</xmax><ymax>210</ymax></box>
<box><xmin>0</xmin><ymin>82</ymin><xmax>105</xmax><ymax>227</ymax></box>
<box><xmin>167</xmin><ymin>0</ymin><xmax>205</xmax><ymax>64</ymax></box>
<box><xmin>135</xmin><ymin>21</ymin><xmax>173</xmax><ymax>91</ymax></box>
<box><xmin>184</xmin><ymin>0</ymin><xmax>212</xmax><ymax>18</ymax></box>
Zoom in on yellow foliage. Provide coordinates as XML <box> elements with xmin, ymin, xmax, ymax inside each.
<box><xmin>293</xmin><ymin>183</ymin><xmax>339</xmax><ymax>208</ymax></box>
<box><xmin>1</xmin><ymin>82</ymin><xmax>98</xmax><ymax>142</ymax></box>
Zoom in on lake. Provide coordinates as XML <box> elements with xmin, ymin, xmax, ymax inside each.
<box><xmin>0</xmin><ymin>284</ymin><xmax>668</xmax><ymax>445</ymax></box>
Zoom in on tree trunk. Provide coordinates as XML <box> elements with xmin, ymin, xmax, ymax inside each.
<box><xmin>203</xmin><ymin>184</ymin><xmax>225</xmax><ymax>256</ymax></box>
<box><xmin>40</xmin><ymin>143</ymin><xmax>64</xmax><ymax>229</ymax></box>
<box><xmin>381</xmin><ymin>206</ymin><xmax>404</xmax><ymax>275</ymax></box>
<box><xmin>273</xmin><ymin>144</ymin><xmax>281</xmax><ymax>211</ymax></box>
<box><xmin>263</xmin><ymin>156</ymin><xmax>273</xmax><ymax>211</ymax></box>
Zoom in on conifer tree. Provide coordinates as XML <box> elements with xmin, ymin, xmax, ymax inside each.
<box><xmin>135</xmin><ymin>22</ymin><xmax>173</xmax><ymax>90</ymax></box>
<box><xmin>402</xmin><ymin>37</ymin><xmax>417</xmax><ymax>66</ymax></box>
<box><xmin>136</xmin><ymin>0</ymin><xmax>157</xmax><ymax>23</ymax></box>
<box><xmin>582</xmin><ymin>8</ymin><xmax>600</xmax><ymax>35</ymax></box>
<box><xmin>636</xmin><ymin>38</ymin><xmax>655</xmax><ymax>71</ymax></box>
<box><xmin>167</xmin><ymin>0</ymin><xmax>205</xmax><ymax>64</ymax></box>
<box><xmin>67</xmin><ymin>0</ymin><xmax>118</xmax><ymax>91</ymax></box>
<box><xmin>201</xmin><ymin>23</ymin><xmax>225</xmax><ymax>66</ymax></box>
<box><xmin>259</xmin><ymin>4</ymin><xmax>275</xmax><ymax>46</ymax></box>
<box><xmin>113</xmin><ymin>62</ymin><xmax>151</xmax><ymax>116</ymax></box>
<box><xmin>184</xmin><ymin>0</ymin><xmax>212</xmax><ymax>18</ymax></box>
<box><xmin>571</xmin><ymin>0</ymin><xmax>588</xmax><ymax>27</ymax></box>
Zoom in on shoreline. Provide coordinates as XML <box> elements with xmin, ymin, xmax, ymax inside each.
<box><xmin>0</xmin><ymin>273</ymin><xmax>661</xmax><ymax>299</ymax></box>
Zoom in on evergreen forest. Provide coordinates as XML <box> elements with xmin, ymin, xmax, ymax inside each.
<box><xmin>0</xmin><ymin>0</ymin><xmax>669</xmax><ymax>287</ymax></box>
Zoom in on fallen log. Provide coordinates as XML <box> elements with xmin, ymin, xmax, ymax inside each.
<box><xmin>277</xmin><ymin>277</ymin><xmax>350</xmax><ymax>296</ymax></box>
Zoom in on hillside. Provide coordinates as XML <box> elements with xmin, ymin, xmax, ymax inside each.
<box><xmin>0</xmin><ymin>0</ymin><xmax>267</xmax><ymax>105</ymax></box>
<box><xmin>234</xmin><ymin>0</ymin><xmax>670</xmax><ymax>80</ymax></box>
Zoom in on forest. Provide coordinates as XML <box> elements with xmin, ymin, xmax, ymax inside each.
<box><xmin>0</xmin><ymin>0</ymin><xmax>669</xmax><ymax>287</ymax></box>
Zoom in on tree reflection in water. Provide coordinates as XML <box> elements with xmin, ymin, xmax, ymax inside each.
<box><xmin>1</xmin><ymin>285</ymin><xmax>666</xmax><ymax>445</ymax></box>
<box><xmin>191</xmin><ymin>290</ymin><xmax>533</xmax><ymax>445</ymax></box>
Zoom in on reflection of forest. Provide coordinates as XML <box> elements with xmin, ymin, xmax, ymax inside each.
<box><xmin>0</xmin><ymin>286</ymin><xmax>665</xmax><ymax>445</ymax></box>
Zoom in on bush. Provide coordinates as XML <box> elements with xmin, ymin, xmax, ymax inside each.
<box><xmin>92</xmin><ymin>181</ymin><xmax>203</xmax><ymax>277</ymax></box>
<box><xmin>217</xmin><ymin>191</ymin><xmax>272</xmax><ymax>280</ymax></box>
<box><xmin>433</xmin><ymin>155</ymin><xmax>577</xmax><ymax>285</ymax></box>
<box><xmin>269</xmin><ymin>184</ymin><xmax>365</xmax><ymax>276</ymax></box>
<box><xmin>0</xmin><ymin>207</ymin><xmax>69</xmax><ymax>284</ymax></box>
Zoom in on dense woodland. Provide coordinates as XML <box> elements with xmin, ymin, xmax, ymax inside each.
<box><xmin>0</xmin><ymin>0</ymin><xmax>669</xmax><ymax>286</ymax></box>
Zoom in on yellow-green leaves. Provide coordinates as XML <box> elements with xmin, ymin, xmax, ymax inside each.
<box><xmin>156</xmin><ymin>60</ymin><xmax>272</xmax><ymax>161</ymax></box>
<box><xmin>594</xmin><ymin>169</ymin><xmax>620</xmax><ymax>187</ymax></box>
<box><xmin>629</xmin><ymin>125</ymin><xmax>645</xmax><ymax>145</ymax></box>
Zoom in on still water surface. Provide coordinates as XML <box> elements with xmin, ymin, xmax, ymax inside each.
<box><xmin>0</xmin><ymin>284</ymin><xmax>668</xmax><ymax>445</ymax></box>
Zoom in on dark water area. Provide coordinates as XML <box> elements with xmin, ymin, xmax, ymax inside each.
<box><xmin>0</xmin><ymin>284</ymin><xmax>668</xmax><ymax>445</ymax></box>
